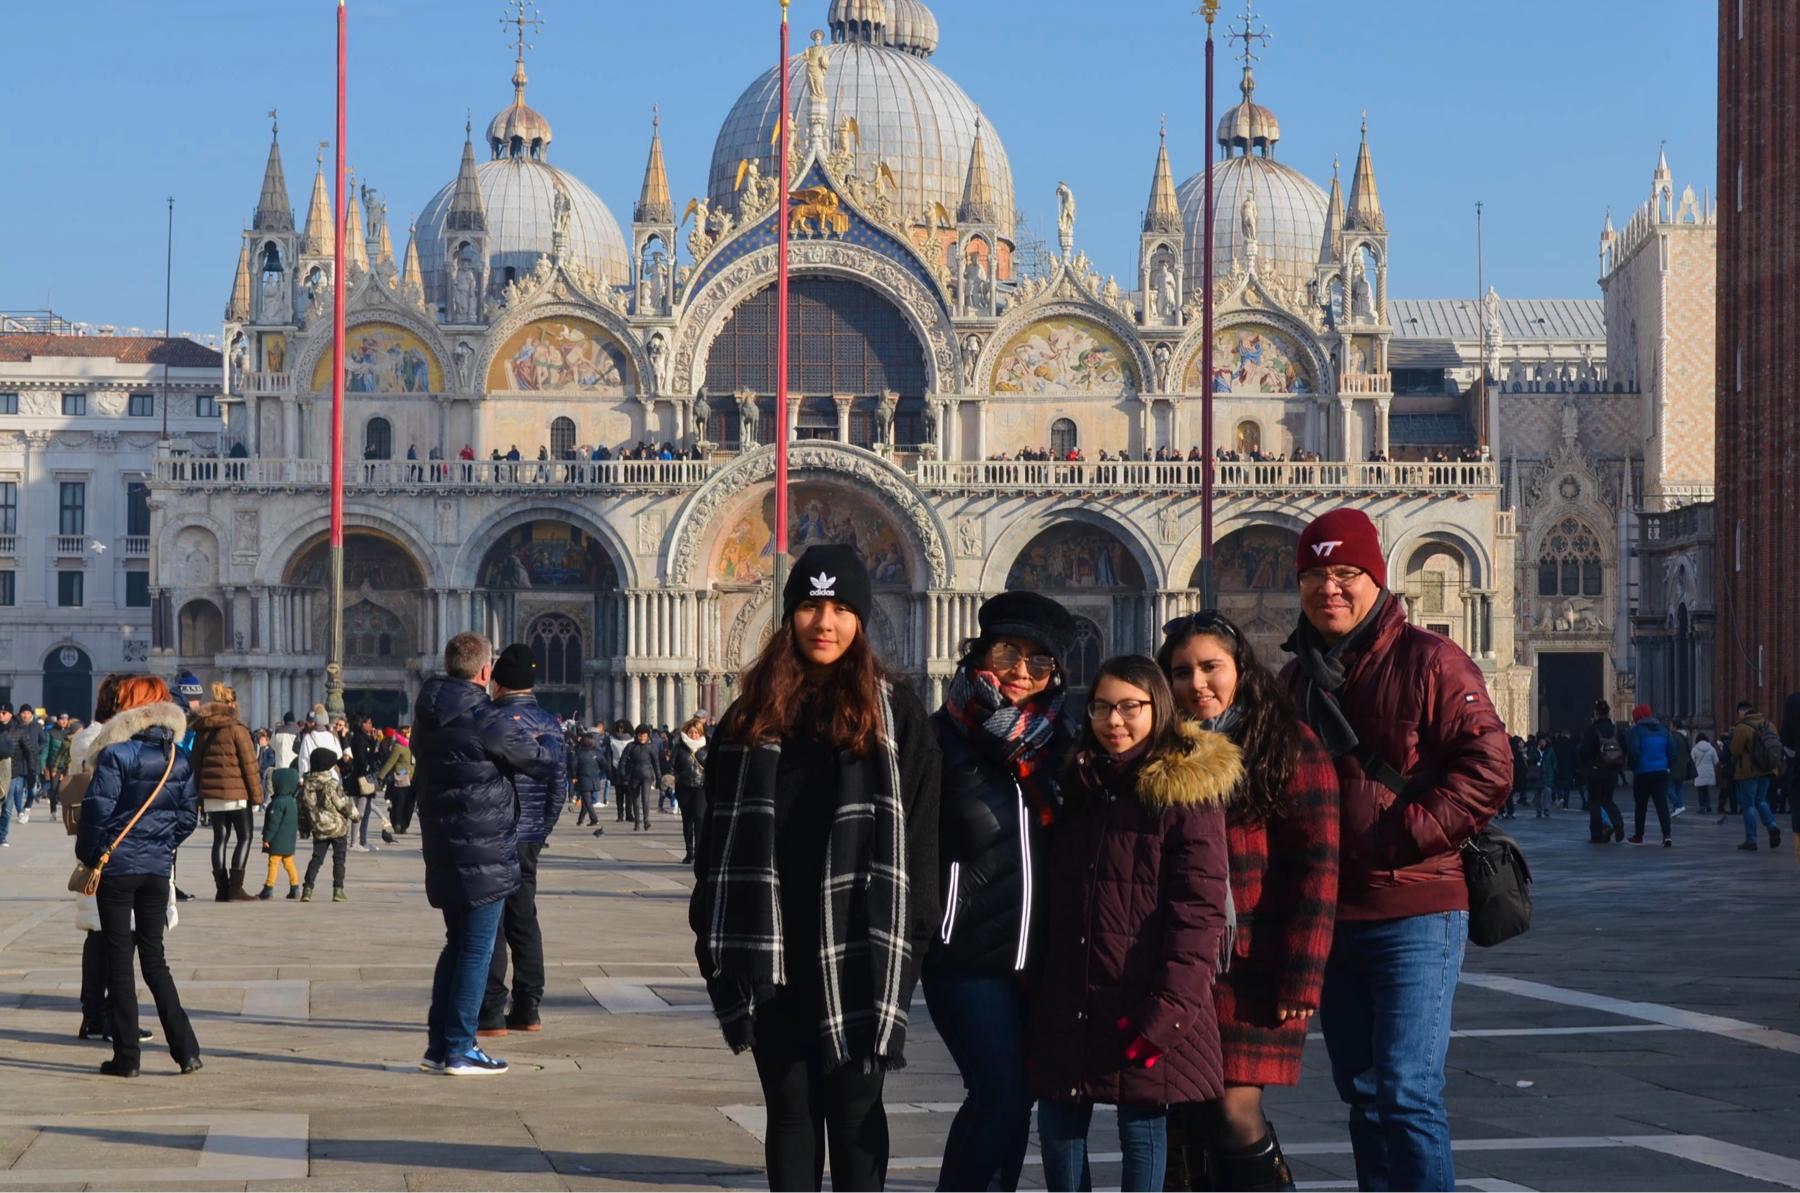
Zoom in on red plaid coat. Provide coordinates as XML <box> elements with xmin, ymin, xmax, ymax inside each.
<box><xmin>1213</xmin><ymin>722</ymin><xmax>1340</xmax><ymax>1086</ymax></box>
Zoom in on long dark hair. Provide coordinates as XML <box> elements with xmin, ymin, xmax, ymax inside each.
<box><xmin>1080</xmin><ymin>655</ymin><xmax>1185</xmax><ymax>763</ymax></box>
<box><xmin>1156</xmin><ymin>612</ymin><xmax>1301</xmax><ymax>820</ymax></box>
<box><xmin>723</xmin><ymin>618</ymin><xmax>887</xmax><ymax>758</ymax></box>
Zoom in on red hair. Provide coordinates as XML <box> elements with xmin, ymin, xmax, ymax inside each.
<box><xmin>113</xmin><ymin>675</ymin><xmax>172</xmax><ymax>713</ymax></box>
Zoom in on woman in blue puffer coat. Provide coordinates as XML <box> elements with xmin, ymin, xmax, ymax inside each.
<box><xmin>74</xmin><ymin>675</ymin><xmax>202</xmax><ymax>1077</ymax></box>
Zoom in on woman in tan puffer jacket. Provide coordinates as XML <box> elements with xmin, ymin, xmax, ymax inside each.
<box><xmin>191</xmin><ymin>682</ymin><xmax>264</xmax><ymax>902</ymax></box>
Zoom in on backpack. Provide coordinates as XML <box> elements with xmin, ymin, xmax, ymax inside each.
<box><xmin>1595</xmin><ymin>723</ymin><xmax>1626</xmax><ymax>769</ymax></box>
<box><xmin>1749</xmin><ymin>720</ymin><xmax>1787</xmax><ymax>774</ymax></box>
<box><xmin>295</xmin><ymin>786</ymin><xmax>315</xmax><ymax>839</ymax></box>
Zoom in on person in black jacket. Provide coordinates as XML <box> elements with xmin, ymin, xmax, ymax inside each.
<box><xmin>925</xmin><ymin>591</ymin><xmax>1078</xmax><ymax>1192</ymax></box>
<box><xmin>690</xmin><ymin>545</ymin><xmax>941</xmax><ymax>1192</ymax></box>
<box><xmin>619</xmin><ymin>725</ymin><xmax>660</xmax><ymax>832</ymax></box>
<box><xmin>1578</xmin><ymin>700</ymin><xmax>1628</xmax><ymax>844</ymax></box>
<box><xmin>412</xmin><ymin>633</ymin><xmax>560</xmax><ymax>1077</ymax></box>
<box><xmin>479</xmin><ymin>644</ymin><xmax>567</xmax><ymax>1037</ymax></box>
<box><xmin>75</xmin><ymin>676</ymin><xmax>202</xmax><ymax>1077</ymax></box>
<box><xmin>672</xmin><ymin>715</ymin><xmax>709</xmax><ymax>864</ymax></box>
<box><xmin>572</xmin><ymin>734</ymin><xmax>605</xmax><ymax>834</ymax></box>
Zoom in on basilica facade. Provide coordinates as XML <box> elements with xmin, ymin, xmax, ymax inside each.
<box><xmin>149</xmin><ymin>0</ymin><xmax>1712</xmax><ymax>734</ymax></box>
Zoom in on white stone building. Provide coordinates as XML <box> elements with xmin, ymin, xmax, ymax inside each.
<box><xmin>0</xmin><ymin>320</ymin><xmax>224</xmax><ymax>714</ymax></box>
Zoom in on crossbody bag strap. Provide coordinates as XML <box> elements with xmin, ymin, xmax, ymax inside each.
<box><xmin>91</xmin><ymin>746</ymin><xmax>178</xmax><ymax>881</ymax></box>
<box><xmin>1317</xmin><ymin>686</ymin><xmax>1412</xmax><ymax>797</ymax></box>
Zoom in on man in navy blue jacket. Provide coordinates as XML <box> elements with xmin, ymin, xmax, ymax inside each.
<box><xmin>412</xmin><ymin>633</ymin><xmax>559</xmax><ymax>1077</ymax></box>
<box><xmin>478</xmin><ymin>643</ymin><xmax>567</xmax><ymax>1037</ymax></box>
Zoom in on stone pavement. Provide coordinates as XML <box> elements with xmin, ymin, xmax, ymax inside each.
<box><xmin>3</xmin><ymin>798</ymin><xmax>1799</xmax><ymax>1190</ymax></box>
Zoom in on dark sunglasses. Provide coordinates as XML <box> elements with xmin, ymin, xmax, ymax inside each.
<box><xmin>985</xmin><ymin>642</ymin><xmax>1058</xmax><ymax>679</ymax></box>
<box><xmin>1161</xmin><ymin>609</ymin><xmax>1241</xmax><ymax>642</ymax></box>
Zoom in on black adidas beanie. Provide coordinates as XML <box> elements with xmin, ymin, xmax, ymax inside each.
<box><xmin>782</xmin><ymin>544</ymin><xmax>872</xmax><ymax>626</ymax></box>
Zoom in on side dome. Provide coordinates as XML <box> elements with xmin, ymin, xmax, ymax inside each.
<box><xmin>1177</xmin><ymin>156</ymin><xmax>1328</xmax><ymax>300</ymax></box>
<box><xmin>708</xmin><ymin>5</ymin><xmax>1012</xmax><ymax>241</ymax></box>
<box><xmin>416</xmin><ymin>158</ymin><xmax>629</xmax><ymax>309</ymax></box>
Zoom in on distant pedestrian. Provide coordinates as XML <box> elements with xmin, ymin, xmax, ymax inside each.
<box><xmin>620</xmin><ymin>725</ymin><xmax>659</xmax><ymax>832</ymax></box>
<box><xmin>378</xmin><ymin>727</ymin><xmax>416</xmax><ymax>837</ymax></box>
<box><xmin>608</xmin><ymin>720</ymin><xmax>634</xmax><ymax>822</ymax></box>
<box><xmin>1580</xmin><ymin>701</ymin><xmax>1628</xmax><ymax>843</ymax></box>
<box><xmin>191</xmin><ymin>683</ymin><xmax>264</xmax><ymax>901</ymax></box>
<box><xmin>672</xmin><ymin>716</ymin><xmax>708</xmax><ymax>865</ymax></box>
<box><xmin>1626</xmin><ymin>704</ymin><xmax>1675</xmax><ymax>847</ymax></box>
<box><xmin>259</xmin><ymin>766</ymin><xmax>302</xmax><ymax>899</ymax></box>
<box><xmin>272</xmin><ymin>712</ymin><xmax>300</xmax><ymax>772</ymax></box>
<box><xmin>572</xmin><ymin>735</ymin><xmax>605</xmax><ymax>834</ymax></box>
<box><xmin>1691</xmin><ymin>732</ymin><xmax>1720</xmax><ymax>813</ymax></box>
<box><xmin>412</xmin><ymin>632</ymin><xmax>560</xmax><ymax>1077</ymax></box>
<box><xmin>300</xmin><ymin>748</ymin><xmax>356</xmax><ymax>902</ymax></box>
<box><xmin>1666</xmin><ymin>718</ymin><xmax>1694</xmax><ymax>816</ymax></box>
<box><xmin>1728</xmin><ymin>700</ymin><xmax>1783</xmax><ymax>851</ymax></box>
<box><xmin>295</xmin><ymin>707</ymin><xmax>339</xmax><ymax>778</ymax></box>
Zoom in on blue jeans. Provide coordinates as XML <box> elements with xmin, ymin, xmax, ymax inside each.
<box><xmin>426</xmin><ymin>899</ymin><xmax>505</xmax><ymax>1063</ymax></box>
<box><xmin>1319</xmin><ymin>910</ymin><xmax>1467</xmax><ymax>1192</ymax></box>
<box><xmin>1739</xmin><ymin>775</ymin><xmax>1778</xmax><ymax>841</ymax></box>
<box><xmin>0</xmin><ymin>775</ymin><xmax>11</xmax><ymax>844</ymax></box>
<box><xmin>1036</xmin><ymin>1099</ymin><xmax>1166</xmax><ymax>1193</ymax></box>
<box><xmin>6</xmin><ymin>776</ymin><xmax>28</xmax><ymax>818</ymax></box>
<box><xmin>1668</xmin><ymin>782</ymin><xmax>1686</xmax><ymax>812</ymax></box>
<box><xmin>922</xmin><ymin>967</ymin><xmax>1031</xmax><ymax>1191</ymax></box>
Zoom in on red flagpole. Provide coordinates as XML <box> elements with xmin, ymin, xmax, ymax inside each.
<box><xmin>326</xmin><ymin>0</ymin><xmax>348</xmax><ymax>717</ymax></box>
<box><xmin>1199</xmin><ymin>1</ymin><xmax>1219</xmax><ymax>609</ymax></box>
<box><xmin>773</xmin><ymin>0</ymin><xmax>792</xmax><ymax>598</ymax></box>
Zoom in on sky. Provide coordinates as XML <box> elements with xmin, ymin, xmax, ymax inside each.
<box><xmin>1</xmin><ymin>0</ymin><xmax>1718</xmax><ymax>340</ymax></box>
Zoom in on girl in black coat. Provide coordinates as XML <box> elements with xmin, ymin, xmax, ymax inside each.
<box><xmin>690</xmin><ymin>545</ymin><xmax>940</xmax><ymax>1193</ymax></box>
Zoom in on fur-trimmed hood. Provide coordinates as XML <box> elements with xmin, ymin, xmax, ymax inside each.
<box><xmin>1074</xmin><ymin>722</ymin><xmax>1243</xmax><ymax>812</ymax></box>
<box><xmin>68</xmin><ymin>703</ymin><xmax>189</xmax><ymax>775</ymax></box>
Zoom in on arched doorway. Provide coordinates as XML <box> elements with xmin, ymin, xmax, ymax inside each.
<box><xmin>286</xmin><ymin>531</ymin><xmax>426</xmax><ymax>722</ymax></box>
<box><xmin>178</xmin><ymin>599</ymin><xmax>224</xmax><ymax>658</ymax></box>
<box><xmin>42</xmin><ymin>644</ymin><xmax>93</xmax><ymax>720</ymax></box>
<box><xmin>1005</xmin><ymin>523</ymin><xmax>1149</xmax><ymax>677</ymax></box>
<box><xmin>478</xmin><ymin>521</ymin><xmax>622</xmax><ymax>721</ymax></box>
<box><xmin>703</xmin><ymin>277</ymin><xmax>928</xmax><ymax>449</ymax></box>
<box><xmin>1207</xmin><ymin>526</ymin><xmax>1300</xmax><ymax>665</ymax></box>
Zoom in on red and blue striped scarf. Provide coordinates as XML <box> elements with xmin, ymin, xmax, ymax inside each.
<box><xmin>943</xmin><ymin>666</ymin><xmax>1067</xmax><ymax>822</ymax></box>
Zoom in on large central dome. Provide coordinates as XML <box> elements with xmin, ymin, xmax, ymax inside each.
<box><xmin>708</xmin><ymin>0</ymin><xmax>1014</xmax><ymax>240</ymax></box>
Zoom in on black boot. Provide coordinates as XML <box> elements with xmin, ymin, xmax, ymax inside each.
<box><xmin>213</xmin><ymin>868</ymin><xmax>231</xmax><ymax>902</ymax></box>
<box><xmin>1210</xmin><ymin>1129</ymin><xmax>1295</xmax><ymax>1193</ymax></box>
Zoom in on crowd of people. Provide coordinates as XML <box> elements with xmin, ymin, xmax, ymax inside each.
<box><xmin>29</xmin><ymin>501</ymin><xmax>1800</xmax><ymax>1192</ymax></box>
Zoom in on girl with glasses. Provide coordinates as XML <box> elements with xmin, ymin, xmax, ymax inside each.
<box><xmin>1026</xmin><ymin>655</ymin><xmax>1238</xmax><ymax>1192</ymax></box>
<box><xmin>1157</xmin><ymin>611</ymin><xmax>1340</xmax><ymax>1190</ymax></box>
<box><xmin>925</xmin><ymin>592</ymin><xmax>1080</xmax><ymax>1191</ymax></box>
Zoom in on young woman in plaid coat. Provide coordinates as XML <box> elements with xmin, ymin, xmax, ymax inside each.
<box><xmin>1159</xmin><ymin>611</ymin><xmax>1340</xmax><ymax>1191</ymax></box>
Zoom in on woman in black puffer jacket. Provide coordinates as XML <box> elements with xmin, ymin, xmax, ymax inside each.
<box><xmin>75</xmin><ymin>675</ymin><xmax>202</xmax><ymax>1077</ymax></box>
<box><xmin>925</xmin><ymin>592</ymin><xmax>1080</xmax><ymax>1192</ymax></box>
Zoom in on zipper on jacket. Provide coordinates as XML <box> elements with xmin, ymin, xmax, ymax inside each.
<box><xmin>939</xmin><ymin>862</ymin><xmax>962</xmax><ymax>944</ymax></box>
<box><xmin>1013</xmin><ymin>783</ymin><xmax>1033</xmax><ymax>972</ymax></box>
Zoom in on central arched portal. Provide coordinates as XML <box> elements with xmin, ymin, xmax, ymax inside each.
<box><xmin>477</xmin><ymin>521</ymin><xmax>623</xmax><ymax>722</ymax></box>
<box><xmin>1207</xmin><ymin>525</ymin><xmax>1302</xmax><ymax>666</ymax></box>
<box><xmin>1004</xmin><ymin>523</ymin><xmax>1150</xmax><ymax>689</ymax></box>
<box><xmin>703</xmin><ymin>277</ymin><xmax>929</xmax><ymax>450</ymax></box>
<box><xmin>286</xmin><ymin>532</ymin><xmax>427</xmax><ymax>725</ymax></box>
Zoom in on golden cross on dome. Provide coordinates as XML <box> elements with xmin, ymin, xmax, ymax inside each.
<box><xmin>501</xmin><ymin>1</ymin><xmax>544</xmax><ymax>67</ymax></box>
<box><xmin>1226</xmin><ymin>0</ymin><xmax>1269</xmax><ymax>69</ymax></box>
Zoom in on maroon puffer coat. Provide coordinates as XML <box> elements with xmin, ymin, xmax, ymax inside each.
<box><xmin>1279</xmin><ymin>596</ymin><xmax>1513</xmax><ymax>922</ymax></box>
<box><xmin>1027</xmin><ymin>722</ymin><xmax>1239</xmax><ymax>1108</ymax></box>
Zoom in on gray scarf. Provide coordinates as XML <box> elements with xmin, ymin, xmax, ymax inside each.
<box><xmin>1283</xmin><ymin>591</ymin><xmax>1390</xmax><ymax>760</ymax></box>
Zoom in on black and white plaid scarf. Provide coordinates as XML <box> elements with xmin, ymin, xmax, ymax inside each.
<box><xmin>699</xmin><ymin>681</ymin><xmax>912</xmax><ymax>1072</ymax></box>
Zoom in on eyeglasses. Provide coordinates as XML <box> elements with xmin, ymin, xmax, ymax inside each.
<box><xmin>1161</xmin><ymin>609</ymin><xmax>1240</xmax><ymax>641</ymax></box>
<box><xmin>1087</xmin><ymin>698</ymin><xmax>1151</xmax><ymax>722</ymax></box>
<box><xmin>986</xmin><ymin>642</ymin><xmax>1057</xmax><ymax>679</ymax></box>
<box><xmin>1299</xmin><ymin>566</ymin><xmax>1368</xmax><ymax>591</ymax></box>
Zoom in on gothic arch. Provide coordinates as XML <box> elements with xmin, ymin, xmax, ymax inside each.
<box><xmin>477</xmin><ymin>299</ymin><xmax>651</xmax><ymax>397</ymax></box>
<box><xmin>452</xmin><ymin>504</ymin><xmax>638</xmax><ymax>591</ymax></box>
<box><xmin>975</xmin><ymin>297</ymin><xmax>1152</xmax><ymax>397</ymax></box>
<box><xmin>979</xmin><ymin>504</ymin><xmax>1166</xmax><ymax>593</ymax></box>
<box><xmin>670</xmin><ymin>242</ymin><xmax>959</xmax><ymax>397</ymax></box>
<box><xmin>1172</xmin><ymin>306</ymin><xmax>1334</xmax><ymax>397</ymax></box>
<box><xmin>667</xmin><ymin>441</ymin><xmax>951</xmax><ymax>588</ymax></box>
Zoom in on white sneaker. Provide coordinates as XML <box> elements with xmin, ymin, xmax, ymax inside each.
<box><xmin>17</xmin><ymin>813</ymin><xmax>27</xmax><ymax>824</ymax></box>
<box><xmin>1671</xmin><ymin>806</ymin><xmax>1686</xmax><ymax>818</ymax></box>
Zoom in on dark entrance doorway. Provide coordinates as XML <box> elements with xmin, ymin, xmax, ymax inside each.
<box><xmin>345</xmin><ymin>689</ymin><xmax>409</xmax><ymax>728</ymax></box>
<box><xmin>42</xmin><ymin>645</ymin><xmax>93</xmax><ymax>719</ymax></box>
<box><xmin>1537</xmin><ymin>652</ymin><xmax>1603</xmax><ymax>737</ymax></box>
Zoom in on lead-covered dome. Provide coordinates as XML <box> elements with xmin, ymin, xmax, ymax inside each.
<box><xmin>709</xmin><ymin>0</ymin><xmax>1013</xmax><ymax>240</ymax></box>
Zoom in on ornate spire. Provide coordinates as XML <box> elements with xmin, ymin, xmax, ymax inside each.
<box><xmin>1144</xmin><ymin>120</ymin><xmax>1182</xmax><ymax>234</ymax></box>
<box><xmin>448</xmin><ymin>120</ymin><xmax>488</xmax><ymax>233</ymax></box>
<box><xmin>488</xmin><ymin>1</ymin><xmax>552</xmax><ymax>160</ymax></box>
<box><xmin>225</xmin><ymin>239</ymin><xmax>253</xmax><ymax>321</ymax></box>
<box><xmin>1319</xmin><ymin>154</ymin><xmax>1344</xmax><ymax>264</ymax></box>
<box><xmin>635</xmin><ymin>107</ymin><xmax>674</xmax><ymax>224</ymax></box>
<box><xmin>342</xmin><ymin>170</ymin><xmax>370</xmax><ymax>274</ymax></box>
<box><xmin>368</xmin><ymin>190</ymin><xmax>397</xmax><ymax>280</ymax></box>
<box><xmin>400</xmin><ymin>222</ymin><xmax>426</xmax><ymax>301</ymax></box>
<box><xmin>300</xmin><ymin>145</ymin><xmax>334</xmax><ymax>256</ymax></box>
<box><xmin>1654</xmin><ymin>142</ymin><xmax>1671</xmax><ymax>183</ymax></box>
<box><xmin>253</xmin><ymin>111</ymin><xmax>293</xmax><ymax>233</ymax></box>
<box><xmin>1344</xmin><ymin>114</ymin><xmax>1385</xmax><ymax>233</ymax></box>
<box><xmin>958</xmin><ymin>116</ymin><xmax>999</xmax><ymax>225</ymax></box>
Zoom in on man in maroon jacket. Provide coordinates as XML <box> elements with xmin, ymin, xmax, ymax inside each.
<box><xmin>1281</xmin><ymin>508</ymin><xmax>1512</xmax><ymax>1192</ymax></box>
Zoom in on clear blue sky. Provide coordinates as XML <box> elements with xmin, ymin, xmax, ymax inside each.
<box><xmin>2</xmin><ymin>0</ymin><xmax>1717</xmax><ymax>338</ymax></box>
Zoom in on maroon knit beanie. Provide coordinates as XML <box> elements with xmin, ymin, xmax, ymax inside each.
<box><xmin>1297</xmin><ymin>508</ymin><xmax>1387</xmax><ymax>588</ymax></box>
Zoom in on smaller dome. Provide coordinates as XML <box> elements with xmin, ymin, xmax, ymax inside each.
<box><xmin>488</xmin><ymin>59</ymin><xmax>554</xmax><ymax>162</ymax></box>
<box><xmin>885</xmin><ymin>0</ymin><xmax>939</xmax><ymax>57</ymax></box>
<box><xmin>1216</xmin><ymin>68</ymin><xmax>1280</xmax><ymax>156</ymax></box>
<box><xmin>828</xmin><ymin>0</ymin><xmax>888</xmax><ymax>43</ymax></box>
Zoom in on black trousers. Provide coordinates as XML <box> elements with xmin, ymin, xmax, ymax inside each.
<box><xmin>80</xmin><ymin>929</ymin><xmax>107</xmax><ymax>1025</ymax></box>
<box><xmin>305</xmin><ymin>836</ymin><xmax>348</xmax><ymax>888</ymax></box>
<box><xmin>678</xmin><ymin>787</ymin><xmax>706</xmax><ymax>855</ymax></box>
<box><xmin>210</xmin><ymin>808</ymin><xmax>253</xmax><ymax>874</ymax></box>
<box><xmin>575</xmin><ymin>787</ymin><xmax>599</xmax><ymax>825</ymax></box>
<box><xmin>1633</xmin><ymin>770</ymin><xmax>1672</xmax><ymax>840</ymax></box>
<box><xmin>1587</xmin><ymin>773</ymin><xmax>1625</xmax><ymax>841</ymax></box>
<box><xmin>482</xmin><ymin>840</ymin><xmax>544</xmax><ymax>1025</ymax></box>
<box><xmin>96</xmin><ymin>873</ymin><xmax>198</xmax><ymax>1069</ymax></box>
<box><xmin>751</xmin><ymin>988</ymin><xmax>889</xmax><ymax>1192</ymax></box>
<box><xmin>390</xmin><ymin>785</ymin><xmax>416</xmax><ymax>833</ymax></box>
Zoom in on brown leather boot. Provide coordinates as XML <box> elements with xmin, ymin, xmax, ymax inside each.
<box><xmin>228</xmin><ymin>867</ymin><xmax>257</xmax><ymax>901</ymax></box>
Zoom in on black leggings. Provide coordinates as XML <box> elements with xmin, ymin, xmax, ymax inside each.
<box><xmin>751</xmin><ymin>993</ymin><xmax>888</xmax><ymax>1191</ymax></box>
<box><xmin>210</xmin><ymin>808</ymin><xmax>253</xmax><ymax>873</ymax></box>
